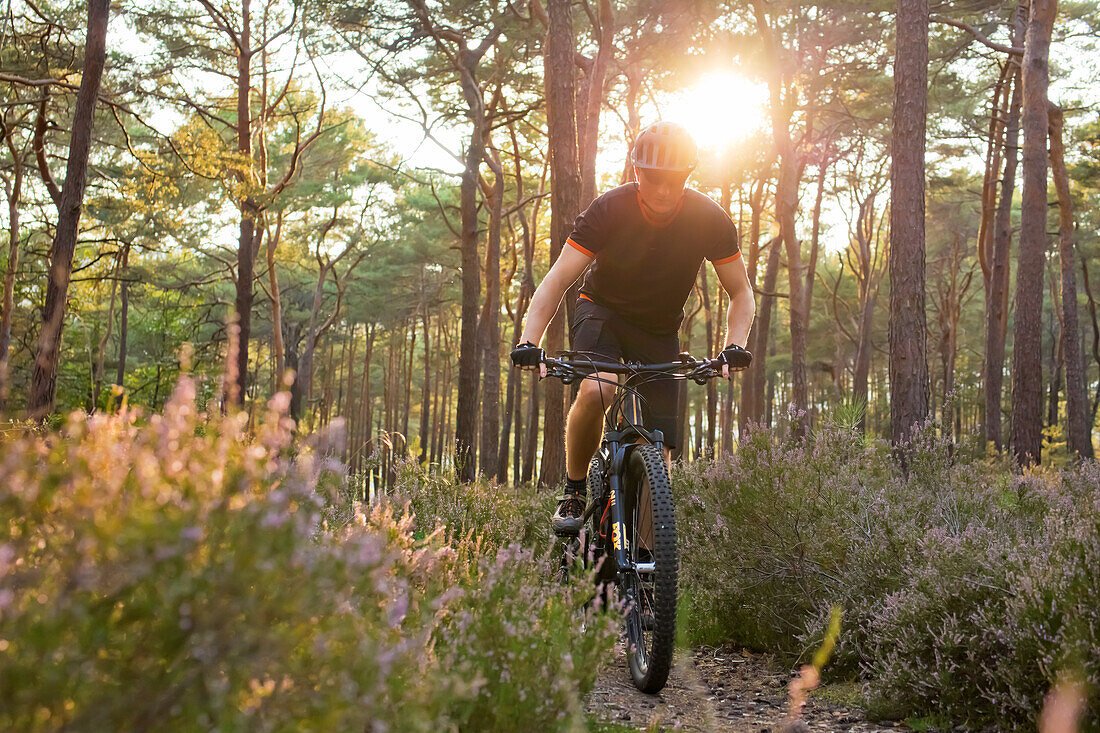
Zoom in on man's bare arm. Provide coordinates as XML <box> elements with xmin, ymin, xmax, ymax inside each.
<box><xmin>713</xmin><ymin>257</ymin><xmax>756</xmax><ymax>373</ymax></box>
<box><xmin>518</xmin><ymin>245</ymin><xmax>593</xmax><ymax>347</ymax></box>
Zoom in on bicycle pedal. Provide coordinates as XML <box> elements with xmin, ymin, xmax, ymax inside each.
<box><xmin>553</xmin><ymin>524</ymin><xmax>581</xmax><ymax>538</ymax></box>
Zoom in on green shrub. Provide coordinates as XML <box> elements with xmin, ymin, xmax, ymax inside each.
<box><xmin>0</xmin><ymin>378</ymin><xmax>614</xmax><ymax>731</ymax></box>
<box><xmin>389</xmin><ymin>459</ymin><xmax>557</xmax><ymax>548</ymax></box>
<box><xmin>675</xmin><ymin>417</ymin><xmax>1099</xmax><ymax>728</ymax></box>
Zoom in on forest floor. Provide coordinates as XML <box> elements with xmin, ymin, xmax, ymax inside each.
<box><xmin>586</xmin><ymin>646</ymin><xmax>907</xmax><ymax>732</ymax></box>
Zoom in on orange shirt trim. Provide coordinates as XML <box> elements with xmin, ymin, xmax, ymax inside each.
<box><xmin>566</xmin><ymin>237</ymin><xmax>595</xmax><ymax>258</ymax></box>
<box><xmin>711</xmin><ymin>251</ymin><xmax>743</xmax><ymax>266</ymax></box>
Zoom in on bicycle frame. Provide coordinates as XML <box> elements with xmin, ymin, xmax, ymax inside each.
<box><xmin>548</xmin><ymin>353</ymin><xmax>721</xmax><ymax>583</ymax></box>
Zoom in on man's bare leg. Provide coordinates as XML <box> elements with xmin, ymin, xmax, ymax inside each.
<box><xmin>565</xmin><ymin>372</ymin><xmax>617</xmax><ymax>481</ymax></box>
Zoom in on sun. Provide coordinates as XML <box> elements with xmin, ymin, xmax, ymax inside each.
<box><xmin>665</xmin><ymin>72</ymin><xmax>770</xmax><ymax>153</ymax></box>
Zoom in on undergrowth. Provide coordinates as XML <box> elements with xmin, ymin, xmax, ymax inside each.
<box><xmin>0</xmin><ymin>378</ymin><xmax>615</xmax><ymax>731</ymax></box>
<box><xmin>676</xmin><ymin>415</ymin><xmax>1099</xmax><ymax>730</ymax></box>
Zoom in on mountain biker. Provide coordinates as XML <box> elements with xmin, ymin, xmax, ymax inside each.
<box><xmin>510</xmin><ymin>121</ymin><xmax>757</xmax><ymax>535</ymax></box>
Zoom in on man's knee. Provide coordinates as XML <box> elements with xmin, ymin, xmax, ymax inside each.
<box><xmin>575</xmin><ymin>374</ymin><xmax>616</xmax><ymax>412</ymax></box>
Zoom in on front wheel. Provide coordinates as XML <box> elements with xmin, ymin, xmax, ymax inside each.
<box><xmin>619</xmin><ymin>443</ymin><xmax>677</xmax><ymax>693</ymax></box>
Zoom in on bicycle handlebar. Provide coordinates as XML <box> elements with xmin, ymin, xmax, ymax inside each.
<box><xmin>541</xmin><ymin>353</ymin><xmax>731</xmax><ymax>385</ymax></box>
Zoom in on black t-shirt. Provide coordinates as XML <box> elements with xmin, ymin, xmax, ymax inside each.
<box><xmin>567</xmin><ymin>183</ymin><xmax>741</xmax><ymax>333</ymax></box>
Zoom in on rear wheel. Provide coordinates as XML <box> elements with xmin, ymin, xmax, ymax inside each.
<box><xmin>619</xmin><ymin>443</ymin><xmax>677</xmax><ymax>693</ymax></box>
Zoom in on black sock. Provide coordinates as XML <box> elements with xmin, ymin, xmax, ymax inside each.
<box><xmin>565</xmin><ymin>477</ymin><xmax>587</xmax><ymax>497</ymax></box>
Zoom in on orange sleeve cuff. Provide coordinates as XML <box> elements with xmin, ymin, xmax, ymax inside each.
<box><xmin>711</xmin><ymin>251</ymin><xmax>742</xmax><ymax>266</ymax></box>
<box><xmin>566</xmin><ymin>237</ymin><xmax>595</xmax><ymax>258</ymax></box>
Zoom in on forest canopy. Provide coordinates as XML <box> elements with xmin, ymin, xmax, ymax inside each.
<box><xmin>1</xmin><ymin>0</ymin><xmax>1099</xmax><ymax>478</ymax></box>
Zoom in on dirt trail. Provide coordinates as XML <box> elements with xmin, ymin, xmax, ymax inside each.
<box><xmin>587</xmin><ymin>647</ymin><xmax>904</xmax><ymax>732</ymax></box>
<box><xmin>587</xmin><ymin>649</ymin><xmax>720</xmax><ymax>731</ymax></box>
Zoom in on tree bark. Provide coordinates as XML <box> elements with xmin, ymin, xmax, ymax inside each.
<box><xmin>738</xmin><ymin>176</ymin><xmax>769</xmax><ymax>432</ymax></box>
<box><xmin>479</xmin><ymin>149</ymin><xmax>504</xmax><ymax>476</ymax></box>
<box><xmin>539</xmin><ymin>0</ymin><xmax>581</xmax><ymax>488</ymax></box>
<box><xmin>231</xmin><ymin>0</ymin><xmax>259</xmax><ymax>407</ymax></box>
<box><xmin>700</xmin><ymin>266</ymin><xmax>717</xmax><ymax>454</ymax></box>
<box><xmin>888</xmin><ymin>0</ymin><xmax>931</xmax><ymax>446</ymax></box>
<box><xmin>578</xmin><ymin>0</ymin><xmax>614</xmax><ymax>208</ymax></box>
<box><xmin>267</xmin><ymin>212</ymin><xmax>286</xmax><ymax>386</ymax></box>
<box><xmin>0</xmin><ymin>135</ymin><xmax>25</xmax><ymax>411</ymax></box>
<box><xmin>983</xmin><ymin>3</ymin><xmax>1026</xmax><ymax>451</ymax></box>
<box><xmin>28</xmin><ymin>0</ymin><xmax>110</xmax><ymax>418</ymax></box>
<box><xmin>755</xmin><ymin>2</ymin><xmax>809</xmax><ymax>435</ymax></box>
<box><xmin>115</xmin><ymin>243</ymin><xmax>131</xmax><ymax>393</ymax></box>
<box><xmin>1010</xmin><ymin>0</ymin><xmax>1056</xmax><ymax>465</ymax></box>
<box><xmin>1048</xmin><ymin>103</ymin><xmax>1093</xmax><ymax>459</ymax></box>
<box><xmin>419</xmin><ymin>310</ymin><xmax>431</xmax><ymax>464</ymax></box>
<box><xmin>453</xmin><ymin>73</ymin><xmax>487</xmax><ymax>483</ymax></box>
<box><xmin>744</xmin><ymin>237</ymin><xmax>782</xmax><ymax>433</ymax></box>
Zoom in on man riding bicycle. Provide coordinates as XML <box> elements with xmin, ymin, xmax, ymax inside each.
<box><xmin>510</xmin><ymin>121</ymin><xmax>757</xmax><ymax>535</ymax></box>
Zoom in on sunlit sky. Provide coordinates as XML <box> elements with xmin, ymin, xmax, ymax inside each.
<box><xmin>665</xmin><ymin>72</ymin><xmax>771</xmax><ymax>152</ymax></box>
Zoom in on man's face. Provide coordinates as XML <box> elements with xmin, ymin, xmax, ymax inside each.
<box><xmin>635</xmin><ymin>166</ymin><xmax>690</xmax><ymax>215</ymax></box>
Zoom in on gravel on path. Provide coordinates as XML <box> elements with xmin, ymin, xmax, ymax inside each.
<box><xmin>586</xmin><ymin>647</ymin><xmax>908</xmax><ymax>733</ymax></box>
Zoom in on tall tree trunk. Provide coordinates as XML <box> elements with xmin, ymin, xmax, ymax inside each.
<box><xmin>738</xmin><ymin>177</ymin><xmax>769</xmax><ymax>432</ymax></box>
<box><xmin>479</xmin><ymin>150</ymin><xmax>504</xmax><ymax>476</ymax></box>
<box><xmin>985</xmin><ymin>63</ymin><xmax>1024</xmax><ymax>450</ymax></box>
<box><xmin>753</xmin><ymin>2</ymin><xmax>809</xmax><ymax>435</ymax></box>
<box><xmin>523</xmin><ymin>375</ymin><xmax>539</xmax><ymax>483</ymax></box>
<box><xmin>888</xmin><ymin>0</ymin><xmax>931</xmax><ymax>445</ymax></box>
<box><xmin>539</xmin><ymin>0</ymin><xmax>581</xmax><ymax>487</ymax></box>
<box><xmin>1011</xmin><ymin>0</ymin><xmax>1056</xmax><ymax>465</ymax></box>
<box><xmin>419</xmin><ymin>311</ymin><xmax>431</xmax><ymax>464</ymax></box>
<box><xmin>1046</xmin><ymin>298</ymin><xmax>1061</xmax><ymax>430</ymax></box>
<box><xmin>267</xmin><ymin>212</ymin><xmax>286</xmax><ymax>386</ymax></box>
<box><xmin>744</xmin><ymin>237</ymin><xmax>782</xmax><ymax>434</ymax></box>
<box><xmin>773</xmin><ymin>116</ymin><xmax>808</xmax><ymax>435</ymax></box>
<box><xmin>1079</xmin><ymin>258</ymin><xmax>1100</xmax><ymax>430</ymax></box>
<box><xmin>853</xmin><ymin>293</ymin><xmax>877</xmax><ymax>432</ymax></box>
<box><xmin>578</xmin><ymin>0</ymin><xmax>614</xmax><ymax>208</ymax></box>
<box><xmin>803</xmin><ymin>162</ymin><xmax>829</xmax><ymax>321</ymax></box>
<box><xmin>700</xmin><ymin>266</ymin><xmax>717</xmax><ymax>454</ymax></box>
<box><xmin>344</xmin><ymin>324</ymin><xmax>359</xmax><ymax>459</ymax></box>
<box><xmin>232</xmin><ymin>0</ymin><xmax>258</xmax><ymax>407</ymax></box>
<box><xmin>115</xmin><ymin>243</ymin><xmax>131</xmax><ymax>392</ymax></box>
<box><xmin>453</xmin><ymin>95</ymin><xmax>486</xmax><ymax>483</ymax></box>
<box><xmin>92</xmin><ymin>251</ymin><xmax>119</xmax><ymax>411</ymax></box>
<box><xmin>297</xmin><ymin>264</ymin><xmax>329</xmax><ymax>420</ymax></box>
<box><xmin>0</xmin><ymin>142</ymin><xmax>24</xmax><ymax>411</ymax></box>
<box><xmin>28</xmin><ymin>0</ymin><xmax>110</xmax><ymax>418</ymax></box>
<box><xmin>1049</xmin><ymin>103</ymin><xmax>1093</xmax><ymax>459</ymax></box>
<box><xmin>984</xmin><ymin>3</ymin><xmax>1026</xmax><ymax>451</ymax></box>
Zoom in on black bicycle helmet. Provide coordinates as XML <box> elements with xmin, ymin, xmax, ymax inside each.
<box><xmin>630</xmin><ymin>121</ymin><xmax>698</xmax><ymax>172</ymax></box>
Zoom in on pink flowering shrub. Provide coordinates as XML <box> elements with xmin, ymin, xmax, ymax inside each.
<box><xmin>0</xmin><ymin>378</ymin><xmax>613</xmax><ymax>731</ymax></box>
<box><xmin>676</xmin><ymin>417</ymin><xmax>1099</xmax><ymax>729</ymax></box>
<box><xmin>389</xmin><ymin>460</ymin><xmax>557</xmax><ymax>548</ymax></box>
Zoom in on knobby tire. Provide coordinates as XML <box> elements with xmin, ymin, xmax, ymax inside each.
<box><xmin>621</xmin><ymin>443</ymin><xmax>677</xmax><ymax>693</ymax></box>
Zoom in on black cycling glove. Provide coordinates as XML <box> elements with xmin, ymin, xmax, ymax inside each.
<box><xmin>716</xmin><ymin>343</ymin><xmax>753</xmax><ymax>369</ymax></box>
<box><xmin>510</xmin><ymin>342</ymin><xmax>545</xmax><ymax>368</ymax></box>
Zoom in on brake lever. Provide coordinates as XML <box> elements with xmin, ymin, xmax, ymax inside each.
<box><xmin>691</xmin><ymin>360</ymin><xmax>721</xmax><ymax>384</ymax></box>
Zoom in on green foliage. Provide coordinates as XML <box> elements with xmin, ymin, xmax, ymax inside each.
<box><xmin>676</xmin><ymin>419</ymin><xmax>1100</xmax><ymax>728</ymax></box>
<box><xmin>389</xmin><ymin>458</ymin><xmax>557</xmax><ymax>549</ymax></box>
<box><xmin>0</xmin><ymin>379</ymin><xmax>613</xmax><ymax>731</ymax></box>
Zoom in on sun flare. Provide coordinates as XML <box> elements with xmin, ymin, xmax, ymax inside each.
<box><xmin>665</xmin><ymin>72</ymin><xmax>770</xmax><ymax>153</ymax></box>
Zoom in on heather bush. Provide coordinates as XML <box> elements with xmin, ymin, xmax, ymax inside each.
<box><xmin>676</xmin><ymin>416</ymin><xmax>1099</xmax><ymax>728</ymax></box>
<box><xmin>0</xmin><ymin>378</ymin><xmax>614</xmax><ymax>731</ymax></box>
<box><xmin>390</xmin><ymin>459</ymin><xmax>557</xmax><ymax>548</ymax></box>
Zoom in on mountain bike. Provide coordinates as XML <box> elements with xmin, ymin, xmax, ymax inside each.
<box><xmin>542</xmin><ymin>351</ymin><xmax>746</xmax><ymax>693</ymax></box>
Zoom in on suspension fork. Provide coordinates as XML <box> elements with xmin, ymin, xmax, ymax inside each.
<box><xmin>606</xmin><ymin>440</ymin><xmax>633</xmax><ymax>577</ymax></box>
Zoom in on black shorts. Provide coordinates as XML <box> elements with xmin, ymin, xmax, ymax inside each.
<box><xmin>570</xmin><ymin>298</ymin><xmax>682</xmax><ymax>448</ymax></box>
